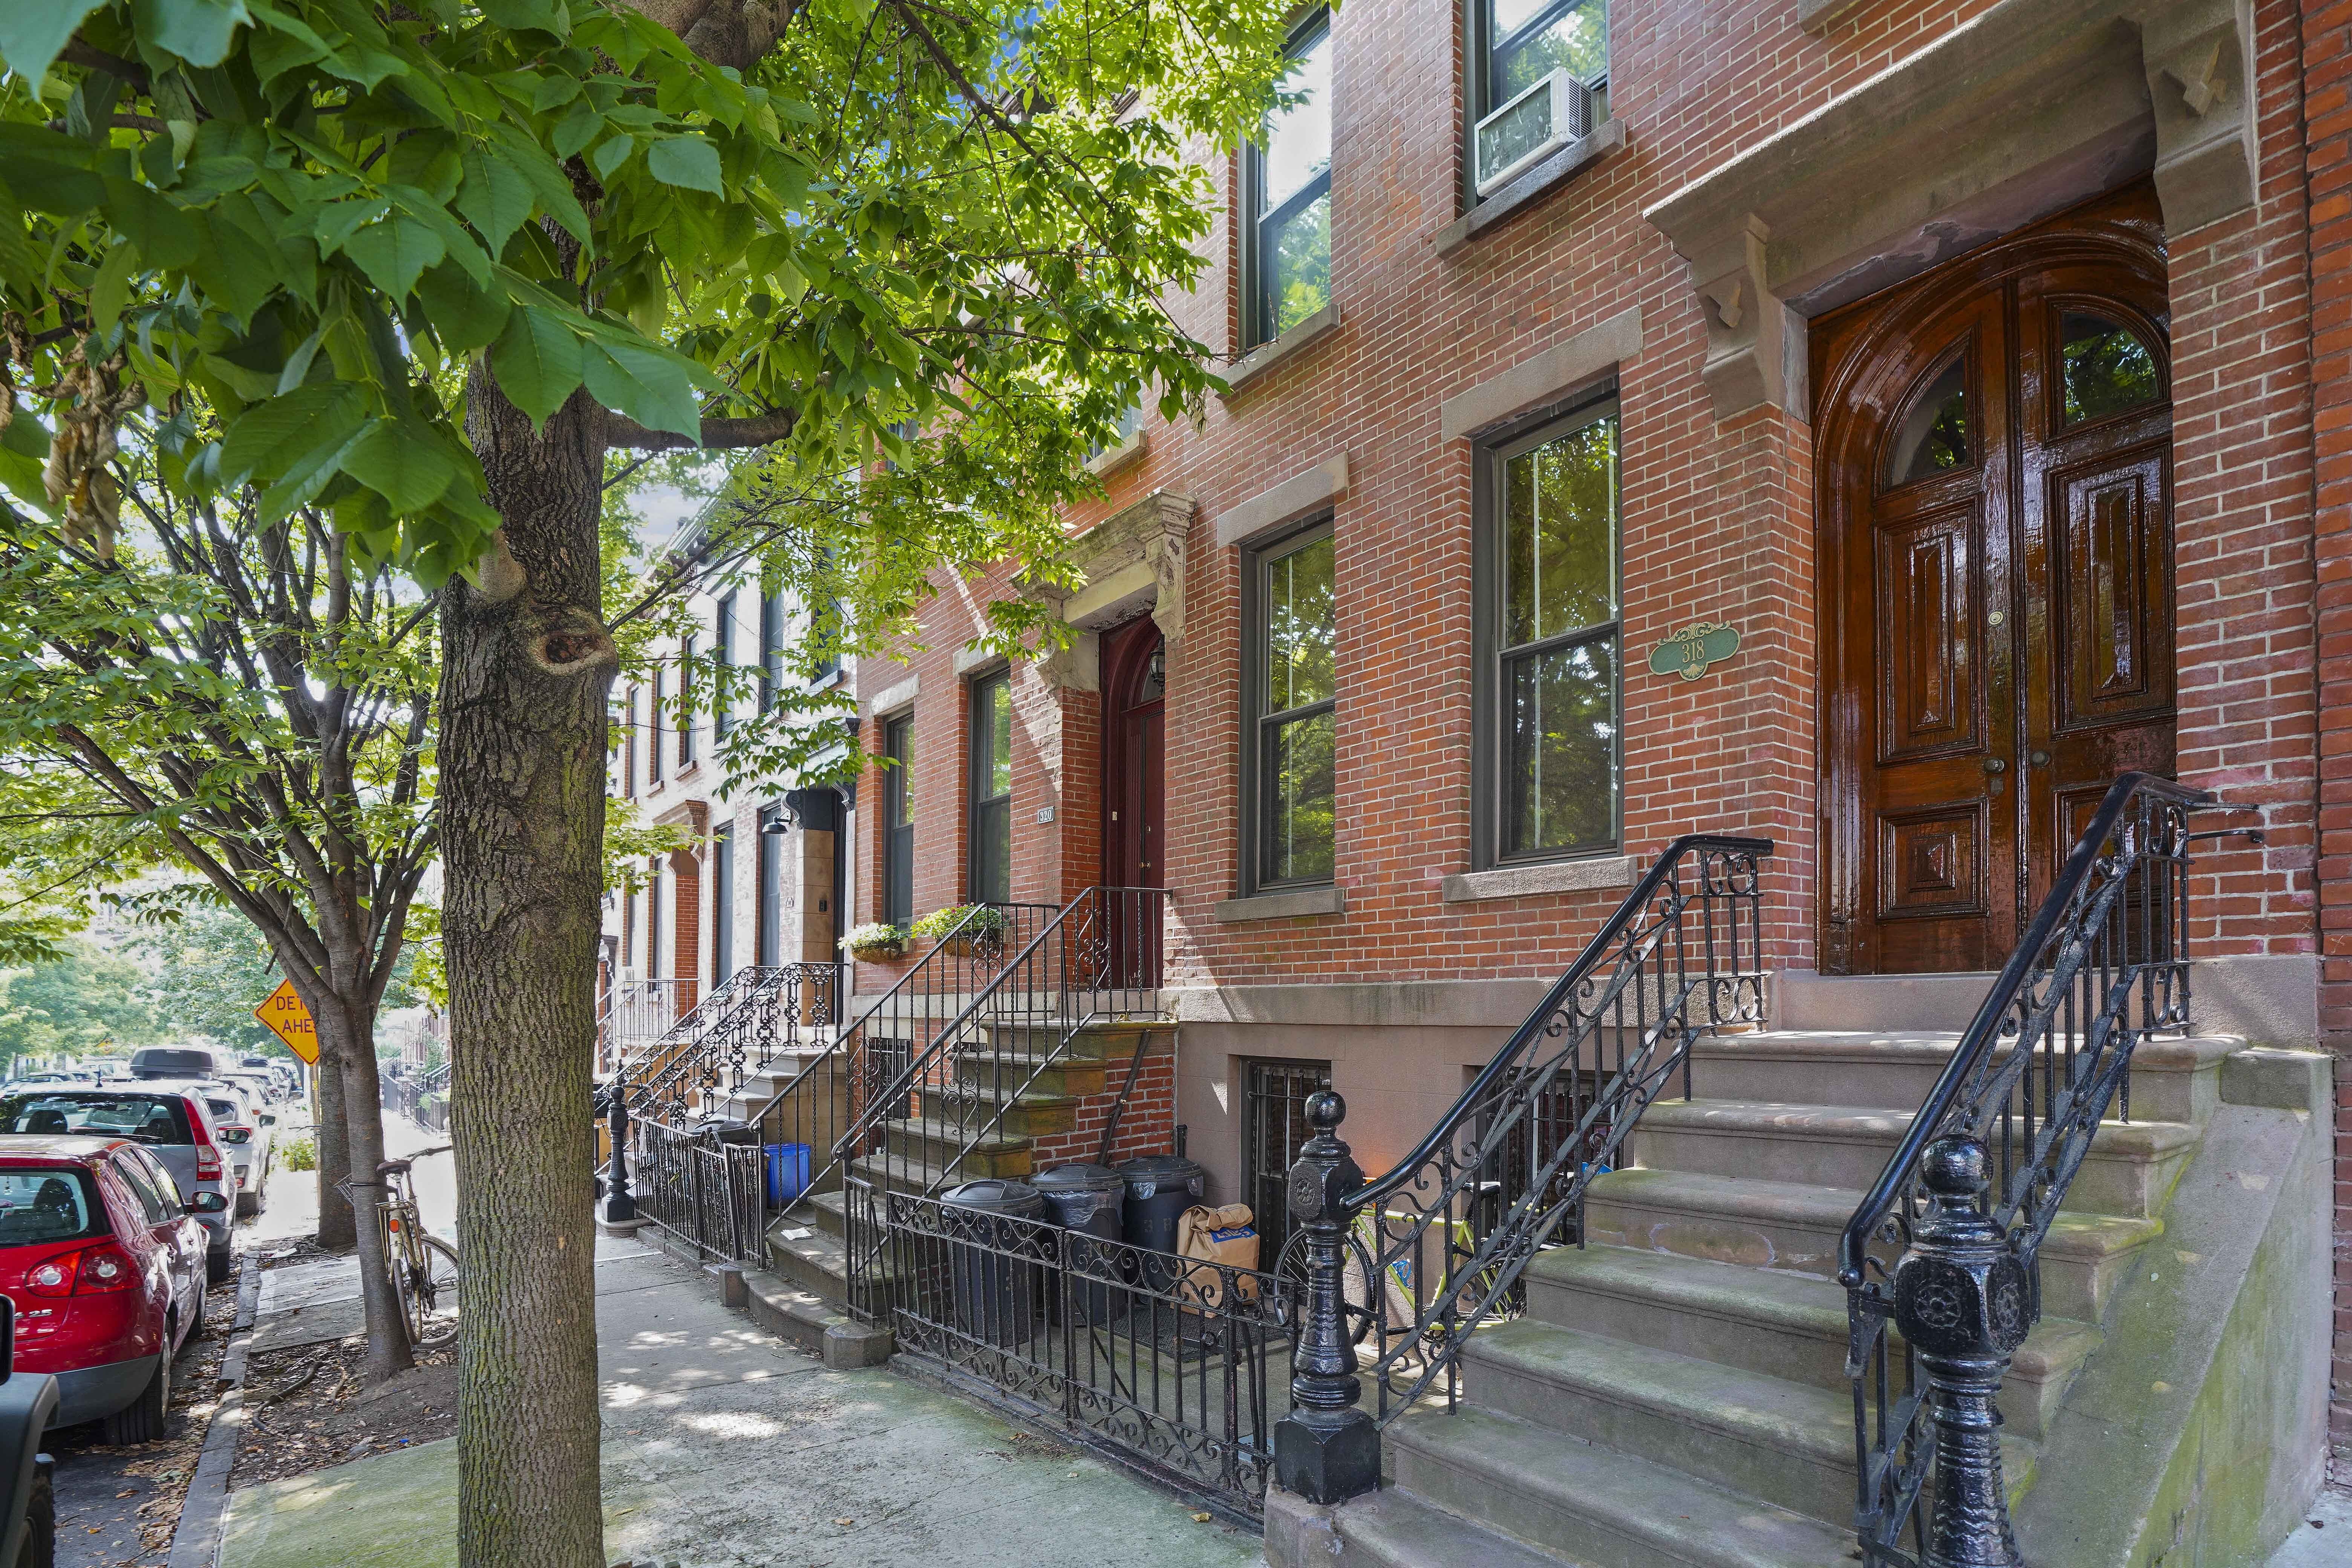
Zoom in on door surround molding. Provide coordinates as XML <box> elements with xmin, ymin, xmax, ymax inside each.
<box><xmin>1644</xmin><ymin>0</ymin><xmax>2252</xmax><ymax>421</ymax></box>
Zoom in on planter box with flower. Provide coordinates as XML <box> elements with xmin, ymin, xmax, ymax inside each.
<box><xmin>911</xmin><ymin>904</ymin><xmax>1008</xmax><ymax>959</ymax></box>
<box><xmin>844</xmin><ymin>922</ymin><xmax>908</xmax><ymax>962</ymax></box>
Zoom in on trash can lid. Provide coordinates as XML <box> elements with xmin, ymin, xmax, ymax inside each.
<box><xmin>1116</xmin><ymin>1154</ymin><xmax>1204</xmax><ymax>1187</ymax></box>
<box><xmin>1032</xmin><ymin>1162</ymin><xmax>1124</xmax><ymax>1194</ymax></box>
<box><xmin>941</xmin><ymin>1178</ymin><xmax>1045</xmax><ymax>1214</ymax></box>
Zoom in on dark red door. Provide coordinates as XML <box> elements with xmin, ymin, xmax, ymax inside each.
<box><xmin>1815</xmin><ymin>183</ymin><xmax>2175</xmax><ymax>974</ymax></box>
<box><xmin>1102</xmin><ymin>617</ymin><xmax>1166</xmax><ymax>890</ymax></box>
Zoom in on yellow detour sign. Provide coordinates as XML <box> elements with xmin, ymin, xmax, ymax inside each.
<box><xmin>254</xmin><ymin>980</ymin><xmax>320</xmax><ymax>1065</ymax></box>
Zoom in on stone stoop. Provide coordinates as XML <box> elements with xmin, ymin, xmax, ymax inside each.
<box><xmin>1265</xmin><ymin>1026</ymin><xmax>2334</xmax><ymax>1568</ymax></box>
<box><xmin>753</xmin><ymin>1016</ymin><xmax>1175</xmax><ymax>1309</ymax></box>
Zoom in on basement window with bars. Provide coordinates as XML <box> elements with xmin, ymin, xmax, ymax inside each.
<box><xmin>1478</xmin><ymin>397</ymin><xmax>1621</xmax><ymax>865</ymax></box>
<box><xmin>1243</xmin><ymin>1058</ymin><xmax>1332</xmax><ymax>1263</ymax></box>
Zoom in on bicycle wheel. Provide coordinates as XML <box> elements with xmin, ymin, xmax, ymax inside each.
<box><xmin>406</xmin><ymin>1235</ymin><xmax>461</xmax><ymax>1350</ymax></box>
<box><xmin>1274</xmin><ymin>1229</ymin><xmax>1378</xmax><ymax>1347</ymax></box>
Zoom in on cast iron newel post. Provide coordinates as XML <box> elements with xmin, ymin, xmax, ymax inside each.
<box><xmin>1273</xmin><ymin>1090</ymin><xmax>1381</xmax><ymax>1505</ymax></box>
<box><xmin>603</xmin><ymin>1086</ymin><xmax>637</xmax><ymax>1223</ymax></box>
<box><xmin>1894</xmin><ymin>1135</ymin><xmax>2029</xmax><ymax>1568</ymax></box>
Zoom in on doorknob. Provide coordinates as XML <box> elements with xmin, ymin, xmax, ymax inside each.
<box><xmin>2029</xmin><ymin>750</ymin><xmax>2050</xmax><ymax>768</ymax></box>
<box><xmin>1981</xmin><ymin>758</ymin><xmax>2007</xmax><ymax>775</ymax></box>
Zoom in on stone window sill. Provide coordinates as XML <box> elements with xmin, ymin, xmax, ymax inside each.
<box><xmin>1435</xmin><ymin>119</ymin><xmax>1625</xmax><ymax>258</ymax></box>
<box><xmin>1211</xmin><ymin>885</ymin><xmax>1345</xmax><ymax>922</ymax></box>
<box><xmin>1084</xmin><ymin>430</ymin><xmax>1148</xmax><ymax>478</ymax></box>
<box><xmin>1218</xmin><ymin>304</ymin><xmax>1341</xmax><ymax>399</ymax></box>
<box><xmin>1441</xmin><ymin>854</ymin><xmax>1636</xmax><ymax>903</ymax></box>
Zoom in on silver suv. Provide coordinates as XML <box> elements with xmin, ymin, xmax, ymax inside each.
<box><xmin>0</xmin><ymin>1086</ymin><xmax>242</xmax><ymax>1283</ymax></box>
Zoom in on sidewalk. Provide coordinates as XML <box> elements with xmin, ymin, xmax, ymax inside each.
<box><xmin>213</xmin><ymin>1231</ymin><xmax>1263</xmax><ymax>1568</ymax></box>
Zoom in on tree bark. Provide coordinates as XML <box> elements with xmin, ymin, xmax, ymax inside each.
<box><xmin>318</xmin><ymin>995</ymin><xmax>415</xmax><ymax>1384</ymax></box>
<box><xmin>442</xmin><ymin>377</ymin><xmax>614</xmax><ymax>1568</ymax></box>
<box><xmin>314</xmin><ymin>1051</ymin><xmax>355</xmax><ymax>1252</ymax></box>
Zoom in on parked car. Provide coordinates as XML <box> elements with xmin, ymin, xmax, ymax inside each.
<box><xmin>219</xmin><ymin>1069</ymin><xmax>279</xmax><ymax>1112</ymax></box>
<box><xmin>0</xmin><ymin>1091</ymin><xmax>239</xmax><ymax>1286</ymax></box>
<box><xmin>0</xmin><ymin>1135</ymin><xmax>211</xmax><ymax>1446</ymax></box>
<box><xmin>0</xmin><ymin>1297</ymin><xmax>57</xmax><ymax>1568</ymax></box>
<box><xmin>124</xmin><ymin>1047</ymin><xmax>226</xmax><ymax>1083</ymax></box>
<box><xmin>176</xmin><ymin>1084</ymin><xmax>274</xmax><ymax>1219</ymax></box>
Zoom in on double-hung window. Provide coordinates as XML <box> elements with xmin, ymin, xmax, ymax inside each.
<box><xmin>1246</xmin><ymin>521</ymin><xmax>1337</xmax><ymax>889</ymax></box>
<box><xmin>883</xmin><ymin>714</ymin><xmax>915</xmax><ymax>928</ymax></box>
<box><xmin>710</xmin><ymin>826</ymin><xmax>733</xmax><ymax>987</ymax></box>
<box><xmin>756</xmin><ymin>803</ymin><xmax>785</xmax><ymax>966</ymax></box>
<box><xmin>759</xmin><ymin>590</ymin><xmax>785</xmax><ymax>714</ymax></box>
<box><xmin>967</xmin><ymin>674</ymin><xmax>1012</xmax><ymax>904</ymax></box>
<box><xmin>677</xmin><ymin>635</ymin><xmax>696</xmax><ymax>770</ymax></box>
<box><xmin>648</xmin><ymin>667</ymin><xmax>665</xmax><ymax>785</ymax></box>
<box><xmin>1242</xmin><ymin>12</ymin><xmax>1332</xmax><ymax>351</ymax></box>
<box><xmin>712</xmin><ymin>593</ymin><xmax>735</xmax><ymax>741</ymax></box>
<box><xmin>622</xmin><ymin>689</ymin><xmax>639</xmax><ymax>797</ymax></box>
<box><xmin>1469</xmin><ymin>0</ymin><xmax>1608</xmax><ymax>198</ymax></box>
<box><xmin>1481</xmin><ymin>401</ymin><xmax>1621</xmax><ymax>863</ymax></box>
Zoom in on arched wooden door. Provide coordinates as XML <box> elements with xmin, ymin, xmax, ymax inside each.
<box><xmin>1102</xmin><ymin>616</ymin><xmax>1166</xmax><ymax>891</ymax></box>
<box><xmin>1814</xmin><ymin>183</ymin><xmax>2175</xmax><ymax>975</ymax></box>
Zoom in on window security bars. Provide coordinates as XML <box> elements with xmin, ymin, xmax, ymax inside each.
<box><xmin>1244</xmin><ymin>1060</ymin><xmax>1332</xmax><ymax>1265</ymax></box>
<box><xmin>883</xmin><ymin>1191</ymin><xmax>1294</xmax><ymax>1521</ymax></box>
<box><xmin>1840</xmin><ymin>774</ymin><xmax>2231</xmax><ymax>1568</ymax></box>
<box><xmin>1274</xmin><ymin>833</ymin><xmax>1770</xmax><ymax>1485</ymax></box>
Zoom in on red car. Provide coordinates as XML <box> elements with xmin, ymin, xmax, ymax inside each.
<box><xmin>0</xmin><ymin>1136</ymin><xmax>216</xmax><ymax>1442</ymax></box>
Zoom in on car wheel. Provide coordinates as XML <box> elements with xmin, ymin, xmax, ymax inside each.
<box><xmin>14</xmin><ymin>1459</ymin><xmax>51</xmax><ymax>1568</ymax></box>
<box><xmin>98</xmin><ymin>1355</ymin><xmax>168</xmax><ymax>1446</ymax></box>
<box><xmin>206</xmin><ymin>1247</ymin><xmax>233</xmax><ymax>1287</ymax></box>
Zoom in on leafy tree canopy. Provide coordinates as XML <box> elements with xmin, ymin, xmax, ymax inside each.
<box><xmin>0</xmin><ymin>938</ymin><xmax>161</xmax><ymax>1061</ymax></box>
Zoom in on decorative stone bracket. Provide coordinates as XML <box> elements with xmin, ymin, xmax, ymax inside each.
<box><xmin>1646</xmin><ymin>0</ymin><xmax>2257</xmax><ymax>421</ymax></box>
<box><xmin>1033</xmin><ymin>489</ymin><xmax>1195</xmax><ymax>690</ymax></box>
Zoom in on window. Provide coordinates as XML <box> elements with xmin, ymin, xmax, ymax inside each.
<box><xmin>677</xmin><ymin>635</ymin><xmax>697</xmax><ymax>770</ymax></box>
<box><xmin>711</xmin><ymin>826</ymin><xmax>733</xmax><ymax>987</ymax></box>
<box><xmin>648</xmin><ymin>667</ymin><xmax>665</xmax><ymax>785</ymax></box>
<box><xmin>622</xmin><ymin>689</ymin><xmax>639</xmax><ymax>797</ymax></box>
<box><xmin>0</xmin><ymin>1167</ymin><xmax>106</xmax><ymax>1245</ymax></box>
<box><xmin>1481</xmin><ymin>401</ymin><xmax>1621</xmax><ymax>864</ymax></box>
<box><xmin>1242</xmin><ymin>1059</ymin><xmax>1332</xmax><ymax>1263</ymax></box>
<box><xmin>622</xmin><ymin>887</ymin><xmax>635</xmax><ymax>969</ymax></box>
<box><xmin>967</xmin><ymin>673</ymin><xmax>1012</xmax><ymax>904</ymax></box>
<box><xmin>760</xmin><ymin>591</ymin><xmax>786</xmax><ymax>714</ymax></box>
<box><xmin>646</xmin><ymin>859</ymin><xmax>663</xmax><ymax>978</ymax></box>
<box><xmin>712</xmin><ymin>593</ymin><xmax>735</xmax><ymax>741</ymax></box>
<box><xmin>1242</xmin><ymin>12</ymin><xmax>1332</xmax><ymax>351</ymax></box>
<box><xmin>1473</xmin><ymin>0</ymin><xmax>1608</xmax><ymax>158</ymax></box>
<box><xmin>1245</xmin><ymin>521</ymin><xmax>1337</xmax><ymax>889</ymax></box>
<box><xmin>884</xmin><ymin>714</ymin><xmax>915</xmax><ymax>928</ymax></box>
<box><xmin>756</xmin><ymin>804</ymin><xmax>785</xmax><ymax>966</ymax></box>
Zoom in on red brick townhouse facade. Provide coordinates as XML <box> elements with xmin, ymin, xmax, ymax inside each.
<box><xmin>836</xmin><ymin>0</ymin><xmax>2352</xmax><ymax>1490</ymax></box>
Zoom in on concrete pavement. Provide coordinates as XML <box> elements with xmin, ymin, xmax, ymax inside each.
<box><xmin>214</xmin><ymin>1231</ymin><xmax>1263</xmax><ymax>1568</ymax></box>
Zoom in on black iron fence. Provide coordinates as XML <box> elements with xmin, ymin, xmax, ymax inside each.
<box><xmin>632</xmin><ymin>1116</ymin><xmax>767</xmax><ymax>1263</ymax></box>
<box><xmin>882</xmin><ymin>1191</ymin><xmax>1293</xmax><ymax>1522</ymax></box>
<box><xmin>381</xmin><ymin>1067</ymin><xmax>448</xmax><ymax>1133</ymax></box>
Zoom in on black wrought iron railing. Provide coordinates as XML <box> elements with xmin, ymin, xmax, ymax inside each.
<box><xmin>1838</xmin><ymin>773</ymin><xmax>2240</xmax><ymax>1568</ymax></box>
<box><xmin>617</xmin><ymin>963</ymin><xmax>845</xmax><ymax>1124</ymax></box>
<box><xmin>884</xmin><ymin>1188</ymin><xmax>1291</xmax><ymax>1520</ymax></box>
<box><xmin>1269</xmin><ymin>834</ymin><xmax>1771</xmax><ymax>1502</ymax></box>
<box><xmin>833</xmin><ymin>887</ymin><xmax>1170</xmax><ymax>1315</ymax></box>
<box><xmin>632</xmin><ymin>1116</ymin><xmax>768</xmax><ymax>1262</ymax></box>
<box><xmin>739</xmin><ymin>900</ymin><xmax>1063</xmax><ymax>1227</ymax></box>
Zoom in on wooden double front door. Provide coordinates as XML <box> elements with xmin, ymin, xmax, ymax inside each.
<box><xmin>1816</xmin><ymin>184</ymin><xmax>2176</xmax><ymax>975</ymax></box>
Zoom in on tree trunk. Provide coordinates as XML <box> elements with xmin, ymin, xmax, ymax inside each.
<box><xmin>320</xmin><ymin>996</ymin><xmax>416</xmax><ymax>1384</ymax></box>
<box><xmin>441</xmin><ymin>378</ymin><xmax>614</xmax><ymax>1568</ymax></box>
<box><xmin>314</xmin><ymin>1051</ymin><xmax>355</xmax><ymax>1252</ymax></box>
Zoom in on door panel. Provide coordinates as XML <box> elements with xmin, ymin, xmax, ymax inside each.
<box><xmin>1815</xmin><ymin>181</ymin><xmax>2173</xmax><ymax>975</ymax></box>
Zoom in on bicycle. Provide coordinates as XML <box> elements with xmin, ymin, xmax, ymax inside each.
<box><xmin>377</xmin><ymin>1146</ymin><xmax>460</xmax><ymax>1350</ymax></box>
<box><xmin>1275</xmin><ymin>1204</ymin><xmax>1508</xmax><ymax>1352</ymax></box>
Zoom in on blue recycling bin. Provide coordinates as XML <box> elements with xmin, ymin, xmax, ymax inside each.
<box><xmin>764</xmin><ymin>1142</ymin><xmax>812</xmax><ymax>1205</ymax></box>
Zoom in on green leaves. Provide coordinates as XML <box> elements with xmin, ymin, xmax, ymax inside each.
<box><xmin>217</xmin><ymin>382</ymin><xmax>366</xmax><ymax>491</ymax></box>
<box><xmin>490</xmin><ymin>306</ymin><xmax>585</xmax><ymax>429</ymax></box>
<box><xmin>341</xmin><ymin>214</ymin><xmax>444</xmax><ymax>302</ymax></box>
<box><xmin>342</xmin><ymin>420</ymin><xmax>457</xmax><ymax>513</ymax></box>
<box><xmin>455</xmin><ymin>144</ymin><xmax>534</xmax><ymax>254</ymax></box>
<box><xmin>131</xmin><ymin>0</ymin><xmax>254</xmax><ymax>68</ymax></box>
<box><xmin>0</xmin><ymin>1</ymin><xmax>107</xmax><ymax>86</ymax></box>
<box><xmin>646</xmin><ymin>135</ymin><xmax>723</xmax><ymax>195</ymax></box>
<box><xmin>581</xmin><ymin>338</ymin><xmax>701</xmax><ymax>442</ymax></box>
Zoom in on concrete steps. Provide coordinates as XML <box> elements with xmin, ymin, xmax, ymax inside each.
<box><xmin>1271</xmin><ymin>1015</ymin><xmax>2257</xmax><ymax>1568</ymax></box>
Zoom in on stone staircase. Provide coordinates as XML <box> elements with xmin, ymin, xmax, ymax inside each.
<box><xmin>1269</xmin><ymin>1018</ymin><xmax>2332</xmax><ymax>1568</ymax></box>
<box><xmin>733</xmin><ymin>1017</ymin><xmax>1175</xmax><ymax>1304</ymax></box>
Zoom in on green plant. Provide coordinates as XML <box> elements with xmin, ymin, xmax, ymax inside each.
<box><xmin>842</xmin><ymin>923</ymin><xmax>907</xmax><ymax>957</ymax></box>
<box><xmin>910</xmin><ymin>906</ymin><xmax>1007</xmax><ymax>944</ymax></box>
<box><xmin>282</xmin><ymin>1134</ymin><xmax>318</xmax><ymax>1174</ymax></box>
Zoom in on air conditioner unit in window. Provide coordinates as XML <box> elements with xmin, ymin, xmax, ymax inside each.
<box><xmin>1474</xmin><ymin>69</ymin><xmax>1595</xmax><ymax>196</ymax></box>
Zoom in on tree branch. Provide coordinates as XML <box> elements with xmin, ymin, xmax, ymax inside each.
<box><xmin>604</xmin><ymin>409</ymin><xmax>798</xmax><ymax>451</ymax></box>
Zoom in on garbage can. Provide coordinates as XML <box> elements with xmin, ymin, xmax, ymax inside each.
<box><xmin>1116</xmin><ymin>1154</ymin><xmax>1205</xmax><ymax>1295</ymax></box>
<box><xmin>942</xmin><ymin>1178</ymin><xmax>1046</xmax><ymax>1348</ymax></box>
<box><xmin>693</xmin><ymin>1116</ymin><xmax>758</xmax><ymax>1147</ymax></box>
<box><xmin>1033</xmin><ymin>1163</ymin><xmax>1125</xmax><ymax>1325</ymax></box>
<box><xmin>764</xmin><ymin>1142</ymin><xmax>812</xmax><ymax>1205</ymax></box>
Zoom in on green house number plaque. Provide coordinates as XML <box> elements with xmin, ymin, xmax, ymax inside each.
<box><xmin>1647</xmin><ymin>621</ymin><xmax>1741</xmax><ymax>681</ymax></box>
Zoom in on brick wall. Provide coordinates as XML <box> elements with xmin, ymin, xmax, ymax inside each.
<box><xmin>2304</xmin><ymin>0</ymin><xmax>2352</xmax><ymax>1477</ymax></box>
<box><xmin>1025</xmin><ymin>1042</ymin><xmax>1180</xmax><ymax>1173</ymax></box>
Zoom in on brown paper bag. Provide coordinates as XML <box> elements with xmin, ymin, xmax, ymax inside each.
<box><xmin>1175</xmin><ymin>1202</ymin><xmax>1260</xmax><ymax>1308</ymax></box>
